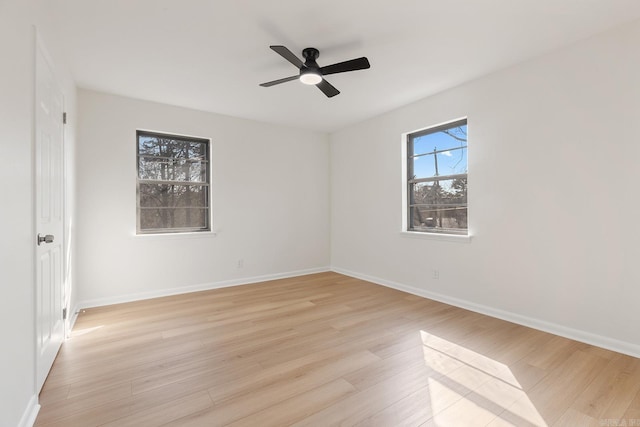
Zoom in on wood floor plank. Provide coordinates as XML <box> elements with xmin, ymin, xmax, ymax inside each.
<box><xmin>524</xmin><ymin>349</ymin><xmax>611</xmax><ymax>425</ymax></box>
<box><xmin>35</xmin><ymin>397</ymin><xmax>132</xmax><ymax>427</ymax></box>
<box><xmin>552</xmin><ymin>408</ymin><xmax>600</xmax><ymax>427</ymax></box>
<box><xmin>207</xmin><ymin>348</ymin><xmax>379</xmax><ymax>403</ymax></box>
<box><xmin>430</xmin><ymin>392</ymin><xmax>503</xmax><ymax>427</ymax></box>
<box><xmin>35</xmin><ymin>272</ymin><xmax>640</xmax><ymax>427</ymax></box>
<box><xmin>489</xmin><ymin>394</ymin><xmax>550</xmax><ymax>427</ymax></box>
<box><xmin>163</xmin><ymin>351</ymin><xmax>379</xmax><ymax>426</ymax></box>
<box><xmin>570</xmin><ymin>353</ymin><xmax>640</xmax><ymax>420</ymax></box>
<box><xmin>227</xmin><ymin>379</ymin><xmax>356</xmax><ymax>427</ymax></box>
<box><xmin>621</xmin><ymin>387</ymin><xmax>640</xmax><ymax>421</ymax></box>
<box><xmin>344</xmin><ymin>344</ymin><xmax>431</xmax><ymax>391</ymax></box>
<box><xmin>100</xmin><ymin>391</ymin><xmax>213</xmax><ymax>427</ymax></box>
<box><xmin>36</xmin><ymin>382</ymin><xmax>132</xmax><ymax>425</ymax></box>
<box><xmin>293</xmin><ymin>353</ymin><xmax>457</xmax><ymax>426</ymax></box>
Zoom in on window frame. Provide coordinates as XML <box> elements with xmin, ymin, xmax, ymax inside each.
<box><xmin>405</xmin><ymin>118</ymin><xmax>468</xmax><ymax>236</ymax></box>
<box><xmin>136</xmin><ymin>130</ymin><xmax>211</xmax><ymax>235</ymax></box>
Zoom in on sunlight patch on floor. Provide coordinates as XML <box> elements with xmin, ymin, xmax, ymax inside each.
<box><xmin>421</xmin><ymin>330</ymin><xmax>548</xmax><ymax>426</ymax></box>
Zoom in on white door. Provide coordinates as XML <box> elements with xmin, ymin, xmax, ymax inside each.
<box><xmin>35</xmin><ymin>40</ymin><xmax>65</xmax><ymax>392</ymax></box>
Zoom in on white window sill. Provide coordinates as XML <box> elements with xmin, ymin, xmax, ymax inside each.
<box><xmin>132</xmin><ymin>230</ymin><xmax>218</xmax><ymax>240</ymax></box>
<box><xmin>400</xmin><ymin>231</ymin><xmax>472</xmax><ymax>243</ymax></box>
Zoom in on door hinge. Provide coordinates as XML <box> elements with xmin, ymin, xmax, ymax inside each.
<box><xmin>63</xmin><ymin>112</ymin><xmax>67</xmax><ymax>124</ymax></box>
<box><xmin>62</xmin><ymin>308</ymin><xmax>67</xmax><ymax>320</ymax></box>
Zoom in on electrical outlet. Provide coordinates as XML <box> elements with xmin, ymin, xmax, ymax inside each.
<box><xmin>432</xmin><ymin>270</ymin><xmax>439</xmax><ymax>279</ymax></box>
<box><xmin>237</xmin><ymin>259</ymin><xmax>244</xmax><ymax>269</ymax></box>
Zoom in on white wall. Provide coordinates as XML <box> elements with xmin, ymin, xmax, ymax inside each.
<box><xmin>330</xmin><ymin>20</ymin><xmax>640</xmax><ymax>355</ymax></box>
<box><xmin>76</xmin><ymin>90</ymin><xmax>330</xmax><ymax>306</ymax></box>
<box><xmin>0</xmin><ymin>3</ymin><xmax>37</xmax><ymax>423</ymax></box>
<box><xmin>0</xmin><ymin>0</ymin><xmax>77</xmax><ymax>426</ymax></box>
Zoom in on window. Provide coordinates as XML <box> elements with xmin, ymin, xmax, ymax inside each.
<box><xmin>137</xmin><ymin>130</ymin><xmax>210</xmax><ymax>234</ymax></box>
<box><xmin>406</xmin><ymin>119</ymin><xmax>468</xmax><ymax>235</ymax></box>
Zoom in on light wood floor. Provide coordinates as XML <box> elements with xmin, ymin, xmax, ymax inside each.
<box><xmin>36</xmin><ymin>272</ymin><xmax>640</xmax><ymax>426</ymax></box>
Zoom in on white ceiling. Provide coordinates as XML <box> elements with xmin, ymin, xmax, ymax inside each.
<box><xmin>48</xmin><ymin>0</ymin><xmax>640</xmax><ymax>133</ymax></box>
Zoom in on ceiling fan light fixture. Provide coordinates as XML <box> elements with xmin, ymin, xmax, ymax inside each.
<box><xmin>299</xmin><ymin>68</ymin><xmax>322</xmax><ymax>85</ymax></box>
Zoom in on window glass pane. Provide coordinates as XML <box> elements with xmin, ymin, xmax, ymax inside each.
<box><xmin>409</xmin><ymin>179</ymin><xmax>468</xmax><ymax>232</ymax></box>
<box><xmin>139</xmin><ymin>158</ymin><xmax>207</xmax><ymax>182</ymax></box>
<box><xmin>138</xmin><ymin>136</ymin><xmax>207</xmax><ymax>161</ymax></box>
<box><xmin>139</xmin><ymin>183</ymin><xmax>208</xmax><ymax>208</ymax></box>
<box><xmin>140</xmin><ymin>207</ymin><xmax>208</xmax><ymax>230</ymax></box>
<box><xmin>411</xmin><ymin>178</ymin><xmax>467</xmax><ymax>205</ymax></box>
<box><xmin>411</xmin><ymin>178</ymin><xmax>467</xmax><ymax>204</ymax></box>
<box><xmin>412</xmin><ymin>147</ymin><xmax>467</xmax><ymax>180</ymax></box>
<box><xmin>409</xmin><ymin>206</ymin><xmax>467</xmax><ymax>233</ymax></box>
<box><xmin>412</xmin><ymin>124</ymin><xmax>467</xmax><ymax>156</ymax></box>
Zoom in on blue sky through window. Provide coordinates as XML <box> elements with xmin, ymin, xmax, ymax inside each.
<box><xmin>412</xmin><ymin>124</ymin><xmax>467</xmax><ymax>180</ymax></box>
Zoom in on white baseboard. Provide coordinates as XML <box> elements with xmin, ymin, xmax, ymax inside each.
<box><xmin>18</xmin><ymin>395</ymin><xmax>39</xmax><ymax>427</ymax></box>
<box><xmin>331</xmin><ymin>267</ymin><xmax>640</xmax><ymax>359</ymax></box>
<box><xmin>76</xmin><ymin>267</ymin><xmax>331</xmax><ymax>310</ymax></box>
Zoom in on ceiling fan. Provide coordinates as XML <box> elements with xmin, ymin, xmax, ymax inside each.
<box><xmin>259</xmin><ymin>45</ymin><xmax>370</xmax><ymax>98</ymax></box>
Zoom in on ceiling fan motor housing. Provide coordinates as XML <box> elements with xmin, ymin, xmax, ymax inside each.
<box><xmin>299</xmin><ymin>47</ymin><xmax>322</xmax><ymax>84</ymax></box>
<box><xmin>302</xmin><ymin>47</ymin><xmax>320</xmax><ymax>63</ymax></box>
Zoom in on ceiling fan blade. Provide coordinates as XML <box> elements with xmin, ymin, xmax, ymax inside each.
<box><xmin>316</xmin><ymin>78</ymin><xmax>340</xmax><ymax>98</ymax></box>
<box><xmin>259</xmin><ymin>75</ymin><xmax>299</xmax><ymax>87</ymax></box>
<box><xmin>270</xmin><ymin>45</ymin><xmax>303</xmax><ymax>68</ymax></box>
<box><xmin>319</xmin><ymin>57</ymin><xmax>370</xmax><ymax>76</ymax></box>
